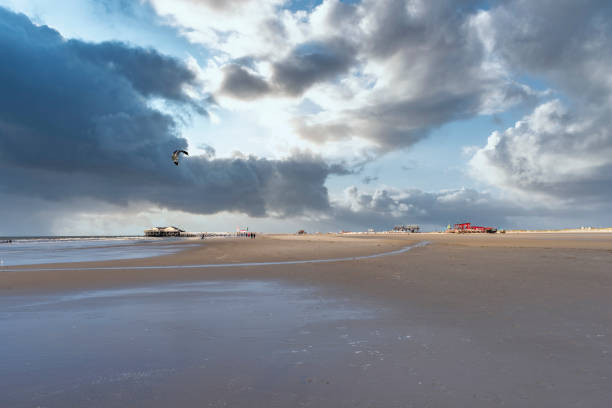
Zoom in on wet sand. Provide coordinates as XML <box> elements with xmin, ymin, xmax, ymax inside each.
<box><xmin>2</xmin><ymin>233</ymin><xmax>612</xmax><ymax>407</ymax></box>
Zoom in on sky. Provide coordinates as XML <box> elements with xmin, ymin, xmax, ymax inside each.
<box><xmin>1</xmin><ymin>0</ymin><xmax>612</xmax><ymax>235</ymax></box>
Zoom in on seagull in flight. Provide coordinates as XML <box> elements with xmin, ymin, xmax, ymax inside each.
<box><xmin>172</xmin><ymin>149</ymin><xmax>188</xmax><ymax>166</ymax></box>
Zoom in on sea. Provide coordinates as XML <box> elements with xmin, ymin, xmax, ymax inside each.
<box><xmin>0</xmin><ymin>236</ymin><xmax>193</xmax><ymax>267</ymax></box>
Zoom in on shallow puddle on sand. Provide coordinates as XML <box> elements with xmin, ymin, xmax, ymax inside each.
<box><xmin>0</xmin><ymin>239</ymin><xmax>199</xmax><ymax>266</ymax></box>
<box><xmin>0</xmin><ymin>280</ymin><xmax>382</xmax><ymax>407</ymax></box>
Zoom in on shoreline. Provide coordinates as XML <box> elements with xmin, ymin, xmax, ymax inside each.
<box><xmin>2</xmin><ymin>232</ymin><xmax>612</xmax><ymax>294</ymax></box>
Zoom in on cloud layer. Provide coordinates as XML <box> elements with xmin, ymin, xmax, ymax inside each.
<box><xmin>330</xmin><ymin>186</ymin><xmax>526</xmax><ymax>231</ymax></box>
<box><xmin>3</xmin><ymin>0</ymin><xmax>612</xmax><ymax>233</ymax></box>
<box><xmin>164</xmin><ymin>0</ymin><xmax>534</xmax><ymax>152</ymax></box>
<box><xmin>0</xmin><ymin>7</ymin><xmax>344</xmax><ymax>225</ymax></box>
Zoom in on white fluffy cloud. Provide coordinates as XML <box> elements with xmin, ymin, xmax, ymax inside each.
<box><xmin>147</xmin><ymin>0</ymin><xmax>534</xmax><ymax>155</ymax></box>
<box><xmin>470</xmin><ymin>100</ymin><xmax>612</xmax><ymax>202</ymax></box>
<box><xmin>469</xmin><ymin>0</ymin><xmax>612</xmax><ymax>205</ymax></box>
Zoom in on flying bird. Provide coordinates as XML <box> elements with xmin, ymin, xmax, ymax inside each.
<box><xmin>172</xmin><ymin>149</ymin><xmax>188</xmax><ymax>166</ymax></box>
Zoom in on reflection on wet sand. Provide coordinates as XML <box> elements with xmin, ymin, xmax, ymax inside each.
<box><xmin>0</xmin><ymin>241</ymin><xmax>429</xmax><ymax>272</ymax></box>
<box><xmin>1</xmin><ymin>280</ymin><xmax>384</xmax><ymax>407</ymax></box>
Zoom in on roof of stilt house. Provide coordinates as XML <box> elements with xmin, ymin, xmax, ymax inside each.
<box><xmin>144</xmin><ymin>226</ymin><xmax>185</xmax><ymax>234</ymax></box>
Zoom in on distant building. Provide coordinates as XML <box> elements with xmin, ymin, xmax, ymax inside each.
<box><xmin>392</xmin><ymin>224</ymin><xmax>420</xmax><ymax>233</ymax></box>
<box><xmin>448</xmin><ymin>223</ymin><xmax>497</xmax><ymax>233</ymax></box>
<box><xmin>144</xmin><ymin>226</ymin><xmax>184</xmax><ymax>237</ymax></box>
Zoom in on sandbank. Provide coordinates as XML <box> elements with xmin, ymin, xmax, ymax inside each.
<box><xmin>2</xmin><ymin>232</ymin><xmax>612</xmax><ymax>407</ymax></box>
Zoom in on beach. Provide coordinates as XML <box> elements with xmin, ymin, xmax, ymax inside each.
<box><xmin>2</xmin><ymin>233</ymin><xmax>612</xmax><ymax>407</ymax></box>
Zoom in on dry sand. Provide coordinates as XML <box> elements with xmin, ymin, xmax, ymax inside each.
<box><xmin>2</xmin><ymin>233</ymin><xmax>612</xmax><ymax>407</ymax></box>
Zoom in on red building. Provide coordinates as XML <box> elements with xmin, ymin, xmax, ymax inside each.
<box><xmin>450</xmin><ymin>222</ymin><xmax>497</xmax><ymax>233</ymax></box>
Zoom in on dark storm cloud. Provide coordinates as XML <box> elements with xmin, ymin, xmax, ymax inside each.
<box><xmin>219</xmin><ymin>64</ymin><xmax>271</xmax><ymax>100</ymax></box>
<box><xmin>271</xmin><ymin>38</ymin><xmax>357</xmax><ymax>96</ymax></box>
<box><xmin>70</xmin><ymin>40</ymin><xmax>205</xmax><ymax>111</ymax></box>
<box><xmin>0</xmin><ymin>7</ymin><xmax>344</xmax><ymax>219</ymax></box>
<box><xmin>0</xmin><ymin>154</ymin><xmax>339</xmax><ymax>217</ymax></box>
